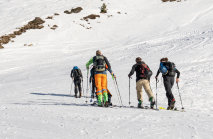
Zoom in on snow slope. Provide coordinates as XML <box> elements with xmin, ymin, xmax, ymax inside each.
<box><xmin>1</xmin><ymin>0</ymin><xmax>213</xmax><ymax>138</ymax></box>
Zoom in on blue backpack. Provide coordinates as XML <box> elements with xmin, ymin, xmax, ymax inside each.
<box><xmin>159</xmin><ymin>62</ymin><xmax>176</xmax><ymax>76</ymax></box>
<box><xmin>159</xmin><ymin>62</ymin><xmax>168</xmax><ymax>75</ymax></box>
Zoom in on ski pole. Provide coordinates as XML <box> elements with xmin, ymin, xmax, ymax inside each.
<box><xmin>129</xmin><ymin>77</ymin><xmax>132</xmax><ymax>106</ymax></box>
<box><xmin>112</xmin><ymin>74</ymin><xmax>122</xmax><ymax>107</ymax></box>
<box><xmin>156</xmin><ymin>78</ymin><xmax>159</xmax><ymax>109</ymax></box>
<box><xmin>177</xmin><ymin>82</ymin><xmax>184</xmax><ymax>111</ymax></box>
<box><xmin>70</xmin><ymin>79</ymin><xmax>73</xmax><ymax>95</ymax></box>
<box><xmin>115</xmin><ymin>78</ymin><xmax>123</xmax><ymax>106</ymax></box>
<box><xmin>85</xmin><ymin>69</ymin><xmax>89</xmax><ymax>104</ymax></box>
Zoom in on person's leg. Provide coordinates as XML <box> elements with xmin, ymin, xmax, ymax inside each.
<box><xmin>169</xmin><ymin>76</ymin><xmax>176</xmax><ymax>108</ymax></box>
<box><xmin>92</xmin><ymin>79</ymin><xmax>96</xmax><ymax>98</ymax></box>
<box><xmin>77</xmin><ymin>80</ymin><xmax>82</xmax><ymax>97</ymax></box>
<box><xmin>142</xmin><ymin>79</ymin><xmax>155</xmax><ymax>108</ymax></box>
<box><xmin>142</xmin><ymin>79</ymin><xmax>154</xmax><ymax>100</ymax></box>
<box><xmin>163</xmin><ymin>76</ymin><xmax>174</xmax><ymax>106</ymax></box>
<box><xmin>95</xmin><ymin>74</ymin><xmax>102</xmax><ymax>105</ymax></box>
<box><xmin>101</xmin><ymin>74</ymin><xmax>108</xmax><ymax>105</ymax></box>
<box><xmin>107</xmin><ymin>90</ymin><xmax>112</xmax><ymax>104</ymax></box>
<box><xmin>74</xmin><ymin>78</ymin><xmax>78</xmax><ymax>98</ymax></box>
<box><xmin>136</xmin><ymin>79</ymin><xmax>143</xmax><ymax>107</ymax></box>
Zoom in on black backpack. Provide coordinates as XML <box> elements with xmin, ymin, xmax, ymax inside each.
<box><xmin>164</xmin><ymin>62</ymin><xmax>176</xmax><ymax>76</ymax></box>
<box><xmin>73</xmin><ymin>69</ymin><xmax>80</xmax><ymax>78</ymax></box>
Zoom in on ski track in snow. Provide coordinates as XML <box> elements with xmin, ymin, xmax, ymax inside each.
<box><xmin>1</xmin><ymin>0</ymin><xmax>213</xmax><ymax>138</ymax></box>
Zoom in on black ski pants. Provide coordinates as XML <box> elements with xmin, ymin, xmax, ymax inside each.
<box><xmin>74</xmin><ymin>78</ymin><xmax>82</xmax><ymax>94</ymax></box>
<box><xmin>163</xmin><ymin>76</ymin><xmax>175</xmax><ymax>105</ymax></box>
<box><xmin>90</xmin><ymin>77</ymin><xmax>96</xmax><ymax>97</ymax></box>
<box><xmin>92</xmin><ymin>79</ymin><xmax>96</xmax><ymax>95</ymax></box>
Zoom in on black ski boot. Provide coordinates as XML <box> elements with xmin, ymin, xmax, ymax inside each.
<box><xmin>167</xmin><ymin>106</ymin><xmax>171</xmax><ymax>110</ymax></box>
<box><xmin>167</xmin><ymin>99</ymin><xmax>176</xmax><ymax>110</ymax></box>
<box><xmin>150</xmin><ymin>97</ymin><xmax>155</xmax><ymax>109</ymax></box>
<box><xmin>170</xmin><ymin>99</ymin><xmax>176</xmax><ymax>110</ymax></box>
<box><xmin>79</xmin><ymin>92</ymin><xmax>82</xmax><ymax>98</ymax></box>
<box><xmin>138</xmin><ymin>100</ymin><xmax>144</xmax><ymax>108</ymax></box>
<box><xmin>75</xmin><ymin>93</ymin><xmax>78</xmax><ymax>98</ymax></box>
<box><xmin>108</xmin><ymin>102</ymin><xmax>112</xmax><ymax>106</ymax></box>
<box><xmin>104</xmin><ymin>101</ymin><xmax>109</xmax><ymax>107</ymax></box>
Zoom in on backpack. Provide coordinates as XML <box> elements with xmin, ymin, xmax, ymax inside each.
<box><xmin>159</xmin><ymin>62</ymin><xmax>168</xmax><ymax>75</ymax></box>
<box><xmin>166</xmin><ymin>62</ymin><xmax>176</xmax><ymax>76</ymax></box>
<box><xmin>73</xmin><ymin>66</ymin><xmax>81</xmax><ymax>78</ymax></box>
<box><xmin>138</xmin><ymin>63</ymin><xmax>152</xmax><ymax>79</ymax></box>
<box><xmin>94</xmin><ymin>55</ymin><xmax>106</xmax><ymax>72</ymax></box>
<box><xmin>160</xmin><ymin>62</ymin><xmax>176</xmax><ymax>76</ymax></box>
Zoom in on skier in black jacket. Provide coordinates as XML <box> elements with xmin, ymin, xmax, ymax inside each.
<box><xmin>155</xmin><ymin>57</ymin><xmax>180</xmax><ymax>109</ymax></box>
<box><xmin>128</xmin><ymin>57</ymin><xmax>155</xmax><ymax>108</ymax></box>
<box><xmin>71</xmin><ymin>66</ymin><xmax>83</xmax><ymax>98</ymax></box>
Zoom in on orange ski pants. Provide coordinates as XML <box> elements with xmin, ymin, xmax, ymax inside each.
<box><xmin>95</xmin><ymin>74</ymin><xmax>108</xmax><ymax>95</ymax></box>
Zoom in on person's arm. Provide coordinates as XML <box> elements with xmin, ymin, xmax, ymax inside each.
<box><xmin>104</xmin><ymin>57</ymin><xmax>113</xmax><ymax>74</ymax></box>
<box><xmin>175</xmin><ymin>68</ymin><xmax>180</xmax><ymax>84</ymax></box>
<box><xmin>175</xmin><ymin>68</ymin><xmax>180</xmax><ymax>78</ymax></box>
<box><xmin>70</xmin><ymin>70</ymin><xmax>73</xmax><ymax>78</ymax></box>
<box><xmin>86</xmin><ymin>57</ymin><xmax>93</xmax><ymax>69</ymax></box>
<box><xmin>128</xmin><ymin>64</ymin><xmax>137</xmax><ymax>77</ymax></box>
<box><xmin>155</xmin><ymin>69</ymin><xmax>160</xmax><ymax>78</ymax></box>
<box><xmin>79</xmin><ymin>69</ymin><xmax>83</xmax><ymax>78</ymax></box>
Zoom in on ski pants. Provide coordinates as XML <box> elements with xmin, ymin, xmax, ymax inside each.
<box><xmin>163</xmin><ymin>76</ymin><xmax>175</xmax><ymax>105</ymax></box>
<box><xmin>93</xmin><ymin>76</ymin><xmax>111</xmax><ymax>102</ymax></box>
<box><xmin>74</xmin><ymin>78</ymin><xmax>82</xmax><ymax>94</ymax></box>
<box><xmin>92</xmin><ymin>79</ymin><xmax>96</xmax><ymax>95</ymax></box>
<box><xmin>94</xmin><ymin>74</ymin><xmax>107</xmax><ymax>96</ymax></box>
<box><xmin>136</xmin><ymin>79</ymin><xmax>154</xmax><ymax>102</ymax></box>
<box><xmin>107</xmin><ymin>89</ymin><xmax>112</xmax><ymax>103</ymax></box>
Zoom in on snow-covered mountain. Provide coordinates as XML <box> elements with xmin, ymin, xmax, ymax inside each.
<box><xmin>1</xmin><ymin>0</ymin><xmax>213</xmax><ymax>138</ymax></box>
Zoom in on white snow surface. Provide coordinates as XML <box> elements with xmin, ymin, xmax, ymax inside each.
<box><xmin>1</xmin><ymin>0</ymin><xmax>213</xmax><ymax>138</ymax></box>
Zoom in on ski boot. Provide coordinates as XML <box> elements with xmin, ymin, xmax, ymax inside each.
<box><xmin>138</xmin><ymin>100</ymin><xmax>144</xmax><ymax>108</ymax></box>
<box><xmin>104</xmin><ymin>101</ymin><xmax>109</xmax><ymax>107</ymax></box>
<box><xmin>167</xmin><ymin>106</ymin><xmax>172</xmax><ymax>110</ymax></box>
<box><xmin>170</xmin><ymin>99</ymin><xmax>176</xmax><ymax>110</ymax></box>
<box><xmin>97</xmin><ymin>94</ymin><xmax>103</xmax><ymax>107</ymax></box>
<box><xmin>75</xmin><ymin>93</ymin><xmax>78</xmax><ymax>98</ymax></box>
<box><xmin>103</xmin><ymin>92</ymin><xmax>108</xmax><ymax>107</ymax></box>
<box><xmin>108</xmin><ymin>102</ymin><xmax>112</xmax><ymax>106</ymax></box>
<box><xmin>167</xmin><ymin>99</ymin><xmax>176</xmax><ymax>110</ymax></box>
<box><xmin>79</xmin><ymin>92</ymin><xmax>82</xmax><ymax>98</ymax></box>
<box><xmin>150</xmin><ymin>97</ymin><xmax>155</xmax><ymax>109</ymax></box>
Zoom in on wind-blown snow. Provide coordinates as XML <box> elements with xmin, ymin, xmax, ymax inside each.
<box><xmin>1</xmin><ymin>0</ymin><xmax>213</xmax><ymax>138</ymax></box>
